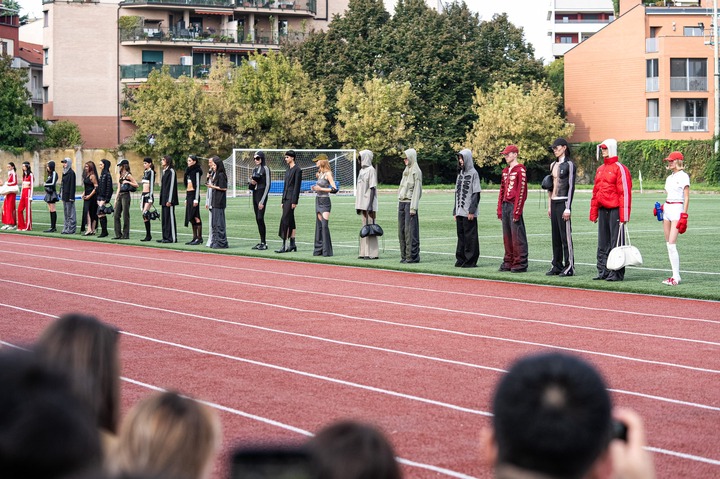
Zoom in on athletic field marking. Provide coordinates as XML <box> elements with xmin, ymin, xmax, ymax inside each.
<box><xmin>1</xmin><ymin>269</ymin><xmax>719</xmax><ymax>377</ymax></box>
<box><xmin>4</xmin><ymin>239</ymin><xmax>718</xmax><ymax>323</ymax></box>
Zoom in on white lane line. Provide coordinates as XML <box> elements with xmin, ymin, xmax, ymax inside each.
<box><xmin>2</xmin><ymin>252</ymin><xmax>719</xmax><ymax>349</ymax></box>
<box><xmin>3</xmin><ymin>240</ymin><xmax>718</xmax><ymax>323</ymax></box>
<box><xmin>2</xmin><ymin>296</ymin><xmax>719</xmax><ymax>414</ymax></box>
<box><xmin>1</xmin><ymin>271</ymin><xmax>720</xmax><ymax>377</ymax></box>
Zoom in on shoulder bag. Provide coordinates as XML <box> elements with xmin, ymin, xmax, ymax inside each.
<box><xmin>606</xmin><ymin>224</ymin><xmax>643</xmax><ymax>271</ymax></box>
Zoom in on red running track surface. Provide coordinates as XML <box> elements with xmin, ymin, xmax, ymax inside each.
<box><xmin>0</xmin><ymin>235</ymin><xmax>719</xmax><ymax>479</ymax></box>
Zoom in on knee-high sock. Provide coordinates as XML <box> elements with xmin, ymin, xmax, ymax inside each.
<box><xmin>667</xmin><ymin>242</ymin><xmax>680</xmax><ymax>281</ymax></box>
<box><xmin>50</xmin><ymin>211</ymin><xmax>57</xmax><ymax>229</ymax></box>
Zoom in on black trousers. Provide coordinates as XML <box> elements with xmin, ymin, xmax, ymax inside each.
<box><xmin>500</xmin><ymin>202</ymin><xmax>528</xmax><ymax>271</ymax></box>
<box><xmin>114</xmin><ymin>193</ymin><xmax>130</xmax><ymax>238</ymax></box>
<box><xmin>398</xmin><ymin>202</ymin><xmax>420</xmax><ymax>262</ymax></box>
<box><xmin>455</xmin><ymin>216</ymin><xmax>479</xmax><ymax>267</ymax></box>
<box><xmin>253</xmin><ymin>194</ymin><xmax>266</xmax><ymax>243</ymax></box>
<box><xmin>210</xmin><ymin>208</ymin><xmax>228</xmax><ymax>248</ymax></box>
<box><xmin>596</xmin><ymin>207</ymin><xmax>624</xmax><ymax>280</ymax></box>
<box><xmin>161</xmin><ymin>204</ymin><xmax>177</xmax><ymax>242</ymax></box>
<box><xmin>550</xmin><ymin>200</ymin><xmax>574</xmax><ymax>274</ymax></box>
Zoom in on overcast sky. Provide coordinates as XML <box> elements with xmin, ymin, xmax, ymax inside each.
<box><xmin>16</xmin><ymin>0</ymin><xmax>553</xmax><ymax>62</ymax></box>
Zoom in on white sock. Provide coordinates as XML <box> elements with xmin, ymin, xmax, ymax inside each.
<box><xmin>667</xmin><ymin>242</ymin><xmax>680</xmax><ymax>282</ymax></box>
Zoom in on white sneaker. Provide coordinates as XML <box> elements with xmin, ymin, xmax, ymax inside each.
<box><xmin>0</xmin><ymin>225</ymin><xmax>8</xmax><ymax>230</ymax></box>
<box><xmin>662</xmin><ymin>277</ymin><xmax>679</xmax><ymax>286</ymax></box>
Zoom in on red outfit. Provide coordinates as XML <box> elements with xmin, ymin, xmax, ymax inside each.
<box><xmin>589</xmin><ymin>156</ymin><xmax>632</xmax><ymax>223</ymax></box>
<box><xmin>1</xmin><ymin>170</ymin><xmax>17</xmax><ymax>227</ymax></box>
<box><xmin>496</xmin><ymin>163</ymin><xmax>528</xmax><ymax>221</ymax></box>
<box><xmin>17</xmin><ymin>173</ymin><xmax>33</xmax><ymax>231</ymax></box>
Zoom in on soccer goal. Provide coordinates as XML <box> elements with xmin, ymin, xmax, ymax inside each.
<box><xmin>226</xmin><ymin>149</ymin><xmax>357</xmax><ymax>198</ymax></box>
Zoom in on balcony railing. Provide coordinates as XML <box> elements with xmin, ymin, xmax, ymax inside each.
<box><xmin>645</xmin><ymin>38</ymin><xmax>658</xmax><ymax>53</ymax></box>
<box><xmin>670</xmin><ymin>76</ymin><xmax>707</xmax><ymax>91</ymax></box>
<box><xmin>646</xmin><ymin>117</ymin><xmax>660</xmax><ymax>132</ymax></box>
<box><xmin>120</xmin><ymin>26</ymin><xmax>306</xmax><ymax>46</ymax></box>
<box><xmin>671</xmin><ymin>116</ymin><xmax>707</xmax><ymax>132</ymax></box>
<box><xmin>554</xmin><ymin>19</ymin><xmax>610</xmax><ymax>24</ymax></box>
<box><xmin>646</xmin><ymin>77</ymin><xmax>659</xmax><ymax>92</ymax></box>
<box><xmin>119</xmin><ymin>0</ymin><xmax>316</xmax><ymax>13</ymax></box>
<box><xmin>120</xmin><ymin>64</ymin><xmax>192</xmax><ymax>80</ymax></box>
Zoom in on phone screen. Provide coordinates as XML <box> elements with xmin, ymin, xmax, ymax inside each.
<box><xmin>230</xmin><ymin>447</ymin><xmax>316</xmax><ymax>479</ymax></box>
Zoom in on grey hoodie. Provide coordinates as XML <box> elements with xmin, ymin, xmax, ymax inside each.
<box><xmin>398</xmin><ymin>148</ymin><xmax>422</xmax><ymax>213</ymax></box>
<box><xmin>355</xmin><ymin>150</ymin><xmax>378</xmax><ymax>212</ymax></box>
<box><xmin>454</xmin><ymin>148</ymin><xmax>481</xmax><ymax>217</ymax></box>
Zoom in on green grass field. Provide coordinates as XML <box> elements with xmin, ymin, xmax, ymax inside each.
<box><xmin>14</xmin><ymin>187</ymin><xmax>720</xmax><ymax>301</ymax></box>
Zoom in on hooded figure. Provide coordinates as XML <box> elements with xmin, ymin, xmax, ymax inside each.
<box><xmin>453</xmin><ymin>149</ymin><xmax>481</xmax><ymax>268</ymax></box>
<box><xmin>96</xmin><ymin>159</ymin><xmax>113</xmax><ymax>238</ymax></box>
<box><xmin>590</xmin><ymin>138</ymin><xmax>632</xmax><ymax>281</ymax></box>
<box><xmin>356</xmin><ymin>150</ymin><xmax>379</xmax><ymax>259</ymax></box>
<box><xmin>249</xmin><ymin>151</ymin><xmax>270</xmax><ymax>250</ymax></box>
<box><xmin>43</xmin><ymin>161</ymin><xmax>60</xmax><ymax>233</ymax></box>
<box><xmin>397</xmin><ymin>148</ymin><xmax>422</xmax><ymax>263</ymax></box>
<box><xmin>60</xmin><ymin>158</ymin><xmax>77</xmax><ymax>234</ymax></box>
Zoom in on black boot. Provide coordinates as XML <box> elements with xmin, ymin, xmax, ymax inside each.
<box><xmin>275</xmin><ymin>240</ymin><xmax>287</xmax><ymax>253</ymax></box>
<box><xmin>44</xmin><ymin>212</ymin><xmax>57</xmax><ymax>233</ymax></box>
<box><xmin>287</xmin><ymin>237</ymin><xmax>297</xmax><ymax>252</ymax></box>
<box><xmin>185</xmin><ymin>224</ymin><xmax>197</xmax><ymax>245</ymax></box>
<box><xmin>195</xmin><ymin>223</ymin><xmax>203</xmax><ymax>245</ymax></box>
<box><xmin>141</xmin><ymin>221</ymin><xmax>152</xmax><ymax>241</ymax></box>
<box><xmin>98</xmin><ymin>217</ymin><xmax>108</xmax><ymax>238</ymax></box>
<box><xmin>321</xmin><ymin>219</ymin><xmax>333</xmax><ymax>256</ymax></box>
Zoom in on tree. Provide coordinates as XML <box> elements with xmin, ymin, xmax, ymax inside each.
<box><xmin>0</xmin><ymin>55</ymin><xmax>37</xmax><ymax>150</ymax></box>
<box><xmin>0</xmin><ymin>0</ymin><xmax>29</xmax><ymax>25</ymax></box>
<box><xmin>545</xmin><ymin>58</ymin><xmax>565</xmax><ymax>113</ymax></box>
<box><xmin>43</xmin><ymin>120</ymin><xmax>82</xmax><ymax>148</ymax></box>
<box><xmin>334</xmin><ymin>77</ymin><xmax>415</xmax><ymax>162</ymax></box>
<box><xmin>123</xmin><ymin>67</ymin><xmax>207</xmax><ymax>164</ymax></box>
<box><xmin>225</xmin><ymin>51</ymin><xmax>329</xmax><ymax>148</ymax></box>
<box><xmin>463</xmin><ymin>81</ymin><xmax>574</xmax><ymax>168</ymax></box>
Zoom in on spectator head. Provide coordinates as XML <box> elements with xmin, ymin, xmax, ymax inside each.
<box><xmin>0</xmin><ymin>349</ymin><xmax>102</xmax><ymax>479</ymax></box>
<box><xmin>34</xmin><ymin>313</ymin><xmax>120</xmax><ymax>434</ymax></box>
<box><xmin>309</xmin><ymin>420</ymin><xmax>401</xmax><ymax>479</ymax></box>
<box><xmin>484</xmin><ymin>352</ymin><xmax>613</xmax><ymax>479</ymax></box>
<box><xmin>110</xmin><ymin>391</ymin><xmax>221</xmax><ymax>479</ymax></box>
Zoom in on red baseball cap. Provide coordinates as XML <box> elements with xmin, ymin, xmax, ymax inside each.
<box><xmin>663</xmin><ymin>151</ymin><xmax>684</xmax><ymax>162</ymax></box>
<box><xmin>501</xmin><ymin>145</ymin><xmax>518</xmax><ymax>155</ymax></box>
<box><xmin>599</xmin><ymin>143</ymin><xmax>608</xmax><ymax>149</ymax></box>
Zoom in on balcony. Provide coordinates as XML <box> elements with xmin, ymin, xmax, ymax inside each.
<box><xmin>120</xmin><ymin>26</ymin><xmax>305</xmax><ymax>46</ymax></box>
<box><xmin>645</xmin><ymin>38</ymin><xmax>658</xmax><ymax>53</ymax></box>
<box><xmin>646</xmin><ymin>77</ymin><xmax>659</xmax><ymax>92</ymax></box>
<box><xmin>554</xmin><ymin>19</ymin><xmax>610</xmax><ymax>24</ymax></box>
<box><xmin>118</xmin><ymin>0</ymin><xmax>316</xmax><ymax>14</ymax></box>
<box><xmin>670</xmin><ymin>76</ymin><xmax>707</xmax><ymax>91</ymax></box>
<box><xmin>646</xmin><ymin>117</ymin><xmax>660</xmax><ymax>132</ymax></box>
<box><xmin>31</xmin><ymin>90</ymin><xmax>44</xmax><ymax>103</ymax></box>
<box><xmin>120</xmin><ymin>64</ymin><xmax>192</xmax><ymax>80</ymax></box>
<box><xmin>671</xmin><ymin>116</ymin><xmax>707</xmax><ymax>132</ymax></box>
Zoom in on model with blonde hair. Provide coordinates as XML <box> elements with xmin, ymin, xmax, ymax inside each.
<box><xmin>660</xmin><ymin>151</ymin><xmax>690</xmax><ymax>286</ymax></box>
<box><xmin>110</xmin><ymin>391</ymin><xmax>221</xmax><ymax>479</ymax></box>
<box><xmin>311</xmin><ymin>158</ymin><xmax>336</xmax><ymax>256</ymax></box>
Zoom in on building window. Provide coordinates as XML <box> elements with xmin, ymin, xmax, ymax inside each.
<box><xmin>671</xmin><ymin>99</ymin><xmax>707</xmax><ymax>132</ymax></box>
<box><xmin>43</xmin><ymin>11</ymin><xmax>48</xmax><ymax>27</ymax></box>
<box><xmin>43</xmin><ymin>48</ymin><xmax>48</xmax><ymax>65</ymax></box>
<box><xmin>559</xmin><ymin>36</ymin><xmax>574</xmax><ymax>44</ymax></box>
<box><xmin>279</xmin><ymin>19</ymin><xmax>288</xmax><ymax>36</ymax></box>
<box><xmin>684</xmin><ymin>26</ymin><xmax>703</xmax><ymax>37</ymax></box>
<box><xmin>670</xmin><ymin>58</ymin><xmax>707</xmax><ymax>91</ymax></box>
<box><xmin>43</xmin><ymin>86</ymin><xmax>48</xmax><ymax>103</ymax></box>
<box><xmin>646</xmin><ymin>59</ymin><xmax>659</xmax><ymax>92</ymax></box>
<box><xmin>142</xmin><ymin>50</ymin><xmax>163</xmax><ymax>64</ymax></box>
<box><xmin>646</xmin><ymin>99</ymin><xmax>659</xmax><ymax>132</ymax></box>
<box><xmin>0</xmin><ymin>42</ymin><xmax>7</xmax><ymax>56</ymax></box>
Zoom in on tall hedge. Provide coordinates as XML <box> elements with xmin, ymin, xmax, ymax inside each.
<box><xmin>570</xmin><ymin>139</ymin><xmax>719</xmax><ymax>185</ymax></box>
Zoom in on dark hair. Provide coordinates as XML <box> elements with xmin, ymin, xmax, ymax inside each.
<box><xmin>0</xmin><ymin>349</ymin><xmax>102</xmax><ymax>479</ymax></box>
<box><xmin>83</xmin><ymin>161</ymin><xmax>98</xmax><ymax>181</ymax></box>
<box><xmin>309</xmin><ymin>421</ymin><xmax>401</xmax><ymax>479</ymax></box>
<box><xmin>210</xmin><ymin>155</ymin><xmax>225</xmax><ymax>174</ymax></box>
<box><xmin>8</xmin><ymin>161</ymin><xmax>16</xmax><ymax>170</ymax></box>
<box><xmin>161</xmin><ymin>155</ymin><xmax>172</xmax><ymax>166</ymax></box>
<box><xmin>35</xmin><ymin>314</ymin><xmax>120</xmax><ymax>434</ymax></box>
<box><xmin>143</xmin><ymin>157</ymin><xmax>155</xmax><ymax>172</ymax></box>
<box><xmin>492</xmin><ymin>352</ymin><xmax>612</xmax><ymax>479</ymax></box>
<box><xmin>22</xmin><ymin>161</ymin><xmax>31</xmax><ymax>178</ymax></box>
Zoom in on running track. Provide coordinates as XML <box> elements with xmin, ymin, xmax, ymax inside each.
<box><xmin>0</xmin><ymin>235</ymin><xmax>718</xmax><ymax>479</ymax></box>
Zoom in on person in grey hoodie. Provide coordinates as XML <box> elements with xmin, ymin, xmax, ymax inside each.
<box><xmin>397</xmin><ymin>148</ymin><xmax>422</xmax><ymax>263</ymax></box>
<box><xmin>453</xmin><ymin>149</ymin><xmax>481</xmax><ymax>268</ymax></box>
<box><xmin>356</xmin><ymin>150</ymin><xmax>379</xmax><ymax>260</ymax></box>
<box><xmin>60</xmin><ymin>158</ymin><xmax>76</xmax><ymax>235</ymax></box>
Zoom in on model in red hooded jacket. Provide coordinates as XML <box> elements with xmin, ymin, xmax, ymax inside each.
<box><xmin>590</xmin><ymin>141</ymin><xmax>632</xmax><ymax>223</ymax></box>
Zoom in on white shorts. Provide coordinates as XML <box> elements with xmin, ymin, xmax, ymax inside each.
<box><xmin>663</xmin><ymin>202</ymin><xmax>683</xmax><ymax>222</ymax></box>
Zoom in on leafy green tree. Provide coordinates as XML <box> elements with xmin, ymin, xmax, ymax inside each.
<box><xmin>124</xmin><ymin>67</ymin><xmax>207</xmax><ymax>164</ymax></box>
<box><xmin>43</xmin><ymin>120</ymin><xmax>82</xmax><ymax>148</ymax></box>
<box><xmin>0</xmin><ymin>0</ymin><xmax>29</xmax><ymax>25</ymax></box>
<box><xmin>545</xmin><ymin>58</ymin><xmax>564</xmax><ymax>113</ymax></box>
<box><xmin>463</xmin><ymin>81</ymin><xmax>574</xmax><ymax>168</ymax></box>
<box><xmin>0</xmin><ymin>55</ymin><xmax>37</xmax><ymax>150</ymax></box>
<box><xmin>334</xmin><ymin>77</ymin><xmax>415</xmax><ymax>161</ymax></box>
<box><xmin>225</xmin><ymin>51</ymin><xmax>329</xmax><ymax>148</ymax></box>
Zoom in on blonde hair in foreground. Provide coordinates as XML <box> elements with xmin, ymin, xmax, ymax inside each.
<box><xmin>110</xmin><ymin>391</ymin><xmax>221</xmax><ymax>479</ymax></box>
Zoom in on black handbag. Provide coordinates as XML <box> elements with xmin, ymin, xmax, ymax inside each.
<box><xmin>360</xmin><ymin>218</ymin><xmax>383</xmax><ymax>238</ymax></box>
<box><xmin>120</xmin><ymin>183</ymin><xmax>137</xmax><ymax>193</ymax></box>
<box><xmin>541</xmin><ymin>174</ymin><xmax>553</xmax><ymax>191</ymax></box>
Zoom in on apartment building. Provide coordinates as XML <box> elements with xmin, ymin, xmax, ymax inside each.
<box><xmin>547</xmin><ymin>0</ymin><xmax>614</xmax><ymax>59</ymax></box>
<box><xmin>1</xmin><ymin>1</ymin><xmax>19</xmax><ymax>56</ymax></box>
<box><xmin>565</xmin><ymin>0</ymin><xmax>716</xmax><ymax>142</ymax></box>
<box><xmin>41</xmin><ymin>0</ymin><xmax>348</xmax><ymax>148</ymax></box>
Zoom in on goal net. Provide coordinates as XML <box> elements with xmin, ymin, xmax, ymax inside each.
<box><xmin>226</xmin><ymin>149</ymin><xmax>357</xmax><ymax>198</ymax></box>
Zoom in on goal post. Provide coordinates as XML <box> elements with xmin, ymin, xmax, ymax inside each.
<box><xmin>226</xmin><ymin>149</ymin><xmax>357</xmax><ymax>198</ymax></box>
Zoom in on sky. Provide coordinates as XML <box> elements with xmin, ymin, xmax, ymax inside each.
<box><xmin>15</xmin><ymin>0</ymin><xmax>553</xmax><ymax>62</ymax></box>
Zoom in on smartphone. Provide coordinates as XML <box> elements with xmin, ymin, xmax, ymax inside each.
<box><xmin>612</xmin><ymin>419</ymin><xmax>628</xmax><ymax>442</ymax></box>
<box><xmin>230</xmin><ymin>445</ymin><xmax>317</xmax><ymax>479</ymax></box>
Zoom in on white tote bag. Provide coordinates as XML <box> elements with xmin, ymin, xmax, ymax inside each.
<box><xmin>607</xmin><ymin>224</ymin><xmax>643</xmax><ymax>271</ymax></box>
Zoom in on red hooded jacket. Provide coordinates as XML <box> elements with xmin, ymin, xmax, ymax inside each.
<box><xmin>589</xmin><ymin>156</ymin><xmax>632</xmax><ymax>223</ymax></box>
